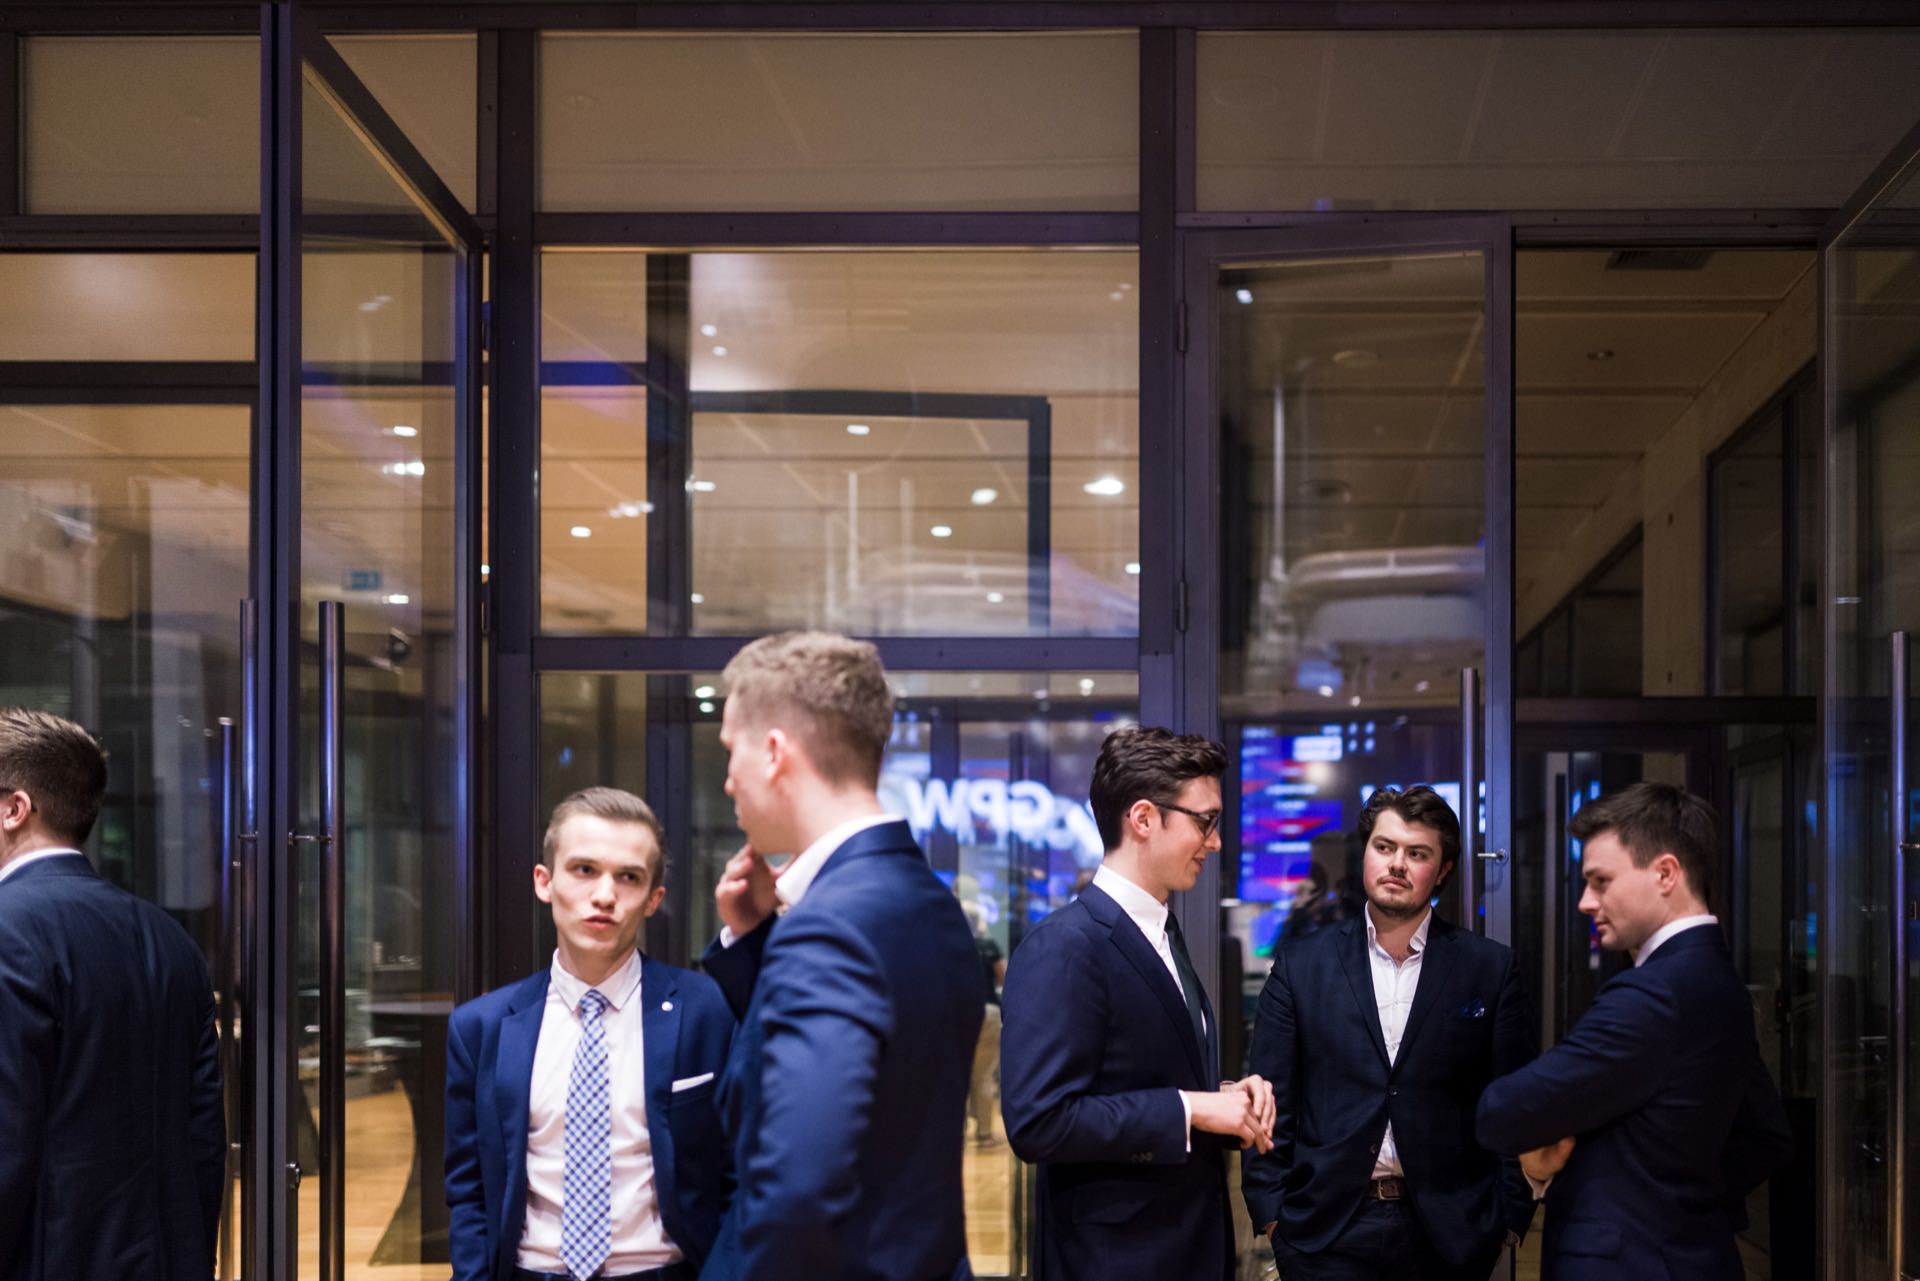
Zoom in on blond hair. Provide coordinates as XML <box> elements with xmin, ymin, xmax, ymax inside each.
<box><xmin>722</xmin><ymin>632</ymin><xmax>894</xmax><ymax>787</ymax></box>
<box><xmin>542</xmin><ymin>786</ymin><xmax>667</xmax><ymax>883</ymax></box>
<box><xmin>0</xmin><ymin>707</ymin><xmax>108</xmax><ymax>844</ymax></box>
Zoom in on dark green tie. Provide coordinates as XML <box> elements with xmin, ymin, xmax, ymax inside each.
<box><xmin>1164</xmin><ymin>912</ymin><xmax>1208</xmax><ymax>1060</ymax></box>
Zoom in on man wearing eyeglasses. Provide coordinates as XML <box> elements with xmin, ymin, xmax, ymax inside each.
<box><xmin>1001</xmin><ymin>726</ymin><xmax>1275</xmax><ymax>1281</ymax></box>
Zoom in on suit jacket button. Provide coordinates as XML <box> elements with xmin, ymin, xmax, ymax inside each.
<box><xmin>1389</xmin><ymin>1088</ymin><xmax>1398</xmax><ymax>1097</ymax></box>
<box><xmin>1369</xmin><ymin>1143</ymin><xmax>1380</xmax><ymax>1155</ymax></box>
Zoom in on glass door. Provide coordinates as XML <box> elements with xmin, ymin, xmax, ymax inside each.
<box><xmin>1822</xmin><ymin>118</ymin><xmax>1920</xmax><ymax>1281</ymax></box>
<box><xmin>260</xmin><ymin>12</ymin><xmax>480</xmax><ymax>1280</ymax></box>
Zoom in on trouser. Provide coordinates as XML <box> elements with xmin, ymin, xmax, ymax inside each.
<box><xmin>1272</xmin><ymin>1197</ymin><xmax>1500</xmax><ymax>1281</ymax></box>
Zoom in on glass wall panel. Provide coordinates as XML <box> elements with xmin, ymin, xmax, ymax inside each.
<box><xmin>297</xmin><ymin>67</ymin><xmax>463</xmax><ymax>1281</ymax></box>
<box><xmin>538</xmin><ymin>31</ymin><xmax>1138</xmax><ymax>211</ymax></box>
<box><xmin>1825</xmin><ymin>160</ymin><xmax>1920</xmax><ymax>1281</ymax></box>
<box><xmin>332</xmin><ymin>35</ymin><xmax>480</xmax><ymax>212</ymax></box>
<box><xmin>24</xmin><ymin>36</ymin><xmax>258</xmax><ymax>213</ymax></box>
<box><xmin>539</xmin><ymin>249</ymin><xmax>1139</xmax><ymax>636</ymax></box>
<box><xmin>1713</xmin><ymin>407</ymin><xmax>1787</xmax><ymax>695</ymax></box>
<box><xmin>1197</xmin><ymin>29</ymin><xmax>1920</xmax><ymax>212</ymax></box>
<box><xmin>0</xmin><ymin>253</ymin><xmax>255</xmax><ymax>361</ymax></box>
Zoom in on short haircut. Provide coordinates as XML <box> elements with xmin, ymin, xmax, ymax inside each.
<box><xmin>1358</xmin><ymin>785</ymin><xmax>1462</xmax><ymax>870</ymax></box>
<box><xmin>1089</xmin><ymin>726</ymin><xmax>1228</xmax><ymax>851</ymax></box>
<box><xmin>542</xmin><ymin>786</ymin><xmax>667</xmax><ymax>884</ymax></box>
<box><xmin>1568</xmin><ymin>781</ymin><xmax>1717</xmax><ymax>906</ymax></box>
<box><xmin>0</xmin><ymin>707</ymin><xmax>109</xmax><ymax>845</ymax></box>
<box><xmin>722</xmin><ymin>631</ymin><xmax>894</xmax><ymax>788</ymax></box>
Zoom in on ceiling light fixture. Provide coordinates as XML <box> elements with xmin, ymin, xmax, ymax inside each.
<box><xmin>1235</xmin><ymin>288</ymin><xmax>1255</xmax><ymax>305</ymax></box>
<box><xmin>384</xmin><ymin>593</ymin><xmax>410</xmax><ymax>605</ymax></box>
<box><xmin>570</xmin><ymin>526</ymin><xmax>592</xmax><ymax>539</ymax></box>
<box><xmin>687</xmin><ymin>478</ymin><xmax>717</xmax><ymax>493</ymax></box>
<box><xmin>971</xmin><ymin>487</ymin><xmax>998</xmax><ymax>505</ymax></box>
<box><xmin>1317</xmin><ymin>684</ymin><xmax>1335</xmax><ymax>698</ymax></box>
<box><xmin>1332</xmin><ymin>349</ymin><xmax>1379</xmax><ymax>368</ymax></box>
<box><xmin>693</xmin><ymin>685</ymin><xmax>716</xmax><ymax>699</ymax></box>
<box><xmin>608</xmin><ymin>501</ymin><xmax>653</xmax><ymax>518</ymax></box>
<box><xmin>930</xmin><ymin>525</ymin><xmax>953</xmax><ymax>538</ymax></box>
<box><xmin>1124</xmin><ymin>561</ymin><xmax>1142</xmax><ymax>575</ymax></box>
<box><xmin>1083</xmin><ymin>476</ymin><xmax>1126</xmax><ymax>497</ymax></box>
<box><xmin>690</xmin><ymin>593</ymin><xmax>705</xmax><ymax>604</ymax></box>
<box><xmin>700</xmin><ymin>323</ymin><xmax>718</xmax><ymax>337</ymax></box>
<box><xmin>846</xmin><ymin>423</ymin><xmax>871</xmax><ymax>436</ymax></box>
<box><xmin>986</xmin><ymin>591</ymin><xmax>1005</xmax><ymax>604</ymax></box>
<box><xmin>712</xmin><ymin>345</ymin><xmax>729</xmax><ymax>357</ymax></box>
<box><xmin>1588</xmin><ymin>348</ymin><xmax>1616</xmax><ymax>361</ymax></box>
<box><xmin>388</xmin><ymin>424</ymin><xmax>418</xmax><ymax>438</ymax></box>
<box><xmin>699</xmin><ymin>701</ymin><xmax>716</xmax><ymax>714</ymax></box>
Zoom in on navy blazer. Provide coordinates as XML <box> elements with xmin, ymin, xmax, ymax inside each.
<box><xmin>444</xmin><ymin>952</ymin><xmax>736</xmax><ymax>1281</ymax></box>
<box><xmin>1476</xmin><ymin>922</ymin><xmax>1793</xmax><ymax>1281</ymax></box>
<box><xmin>0</xmin><ymin>853</ymin><xmax>224</xmax><ymax>1281</ymax></box>
<box><xmin>1242</xmin><ymin>913</ymin><xmax>1536</xmax><ymax>1268</ymax></box>
<box><xmin>999</xmin><ymin>882</ymin><xmax>1234</xmax><ymax>1281</ymax></box>
<box><xmin>698</xmin><ymin>819</ymin><xmax>985</xmax><ymax>1281</ymax></box>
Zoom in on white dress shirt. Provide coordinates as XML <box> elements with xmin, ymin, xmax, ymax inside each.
<box><xmin>718</xmin><ymin>811</ymin><xmax>897</xmax><ymax>948</ymax></box>
<box><xmin>0</xmin><ymin>845</ymin><xmax>83</xmax><ymax>885</ymax></box>
<box><xmin>520</xmin><ymin>948</ymin><xmax>681</xmax><ymax>1272</ymax></box>
<box><xmin>1634</xmin><ymin>914</ymin><xmax>1719</xmax><ymax>966</ymax></box>
<box><xmin>1092</xmin><ymin>862</ymin><xmax>1201</xmax><ymax>1144</ymax></box>
<box><xmin>1364</xmin><ymin>904</ymin><xmax>1431</xmax><ymax>1180</ymax></box>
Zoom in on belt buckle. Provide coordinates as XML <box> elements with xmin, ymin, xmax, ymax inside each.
<box><xmin>1372</xmin><ymin>1177</ymin><xmax>1404</xmax><ymax>1201</ymax></box>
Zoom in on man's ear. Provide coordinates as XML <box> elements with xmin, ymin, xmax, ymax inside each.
<box><xmin>532</xmin><ymin>861</ymin><xmax>554</xmax><ymax>904</ymax></box>
<box><xmin>642</xmin><ymin>883</ymin><xmax>668</xmax><ymax>918</ymax></box>
<box><xmin>1125</xmin><ymin>798</ymin><xmax>1159</xmax><ymax>841</ymax></box>
<box><xmin>0</xmin><ymin>789</ymin><xmax>32</xmax><ymax>834</ymax></box>
<box><xmin>1653</xmin><ymin>851</ymin><xmax>1684</xmax><ymax>896</ymax></box>
<box><xmin>765</xmin><ymin>727</ymin><xmax>796</xmax><ymax>781</ymax></box>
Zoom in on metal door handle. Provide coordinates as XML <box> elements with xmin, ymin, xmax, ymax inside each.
<box><xmin>316</xmin><ymin>602</ymin><xmax>346</xmax><ymax>1281</ymax></box>
<box><xmin>1460</xmin><ymin>668</ymin><xmax>1480</xmax><ymax>930</ymax></box>
<box><xmin>1477</xmin><ymin>849</ymin><xmax>1509</xmax><ymax>862</ymax></box>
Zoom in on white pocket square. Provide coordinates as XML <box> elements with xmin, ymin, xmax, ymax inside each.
<box><xmin>671</xmin><ymin>1072</ymin><xmax>715</xmax><ymax>1093</ymax></box>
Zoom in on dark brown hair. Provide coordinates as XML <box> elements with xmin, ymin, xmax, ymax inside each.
<box><xmin>1358</xmin><ymin>785</ymin><xmax>1462</xmax><ymax>874</ymax></box>
<box><xmin>1567</xmin><ymin>781</ymin><xmax>1718</xmax><ymax>906</ymax></box>
<box><xmin>1089</xmin><ymin>726</ymin><xmax>1228</xmax><ymax>851</ymax></box>
<box><xmin>0</xmin><ymin>707</ymin><xmax>109</xmax><ymax>844</ymax></box>
<box><xmin>542</xmin><ymin>786</ymin><xmax>667</xmax><ymax>884</ymax></box>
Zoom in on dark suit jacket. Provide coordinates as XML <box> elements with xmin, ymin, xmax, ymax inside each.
<box><xmin>1243</xmin><ymin>912</ymin><xmax>1536</xmax><ymax>1268</ymax></box>
<box><xmin>698</xmin><ymin>819</ymin><xmax>985</xmax><ymax>1281</ymax></box>
<box><xmin>1476</xmin><ymin>922</ymin><xmax>1793</xmax><ymax>1281</ymax></box>
<box><xmin>444</xmin><ymin>953</ymin><xmax>736</xmax><ymax>1281</ymax></box>
<box><xmin>999</xmin><ymin>882</ymin><xmax>1234</xmax><ymax>1281</ymax></box>
<box><xmin>0</xmin><ymin>853</ymin><xmax>224</xmax><ymax>1281</ymax></box>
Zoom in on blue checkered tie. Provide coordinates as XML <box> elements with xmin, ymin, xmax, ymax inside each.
<box><xmin>561</xmin><ymin>988</ymin><xmax>612</xmax><ymax>1281</ymax></box>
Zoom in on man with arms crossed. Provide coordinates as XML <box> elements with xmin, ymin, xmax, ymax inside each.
<box><xmin>0</xmin><ymin>707</ymin><xmax>225</xmax><ymax>1281</ymax></box>
<box><xmin>446</xmin><ymin>788</ymin><xmax>734</xmax><ymax>1281</ymax></box>
<box><xmin>1000</xmin><ymin>727</ymin><xmax>1276</xmax><ymax>1281</ymax></box>
<box><xmin>702</xmin><ymin>632</ymin><xmax>985</xmax><ymax>1281</ymax></box>
<box><xmin>1244</xmin><ymin>785</ymin><xmax>1536</xmax><ymax>1280</ymax></box>
<box><xmin>1477</xmin><ymin>782</ymin><xmax>1792</xmax><ymax>1281</ymax></box>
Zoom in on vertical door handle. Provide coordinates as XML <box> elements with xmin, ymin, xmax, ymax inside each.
<box><xmin>318</xmin><ymin>602</ymin><xmax>347</xmax><ymax>1281</ymax></box>
<box><xmin>232</xmin><ymin>598</ymin><xmax>260</xmax><ymax>1281</ymax></box>
<box><xmin>1460</xmin><ymin>667</ymin><xmax>1480</xmax><ymax>931</ymax></box>
<box><xmin>1892</xmin><ymin>629</ymin><xmax>1911</xmax><ymax>1281</ymax></box>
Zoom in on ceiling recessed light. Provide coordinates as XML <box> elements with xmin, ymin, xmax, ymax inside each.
<box><xmin>930</xmin><ymin>525</ymin><xmax>953</xmax><ymax>538</ymax></box>
<box><xmin>693</xmin><ymin>685</ymin><xmax>716</xmax><ymax>699</ymax></box>
<box><xmin>1332</xmin><ymin>349</ymin><xmax>1379</xmax><ymax>368</ymax></box>
<box><xmin>570</xmin><ymin>526</ymin><xmax>592</xmax><ymax>539</ymax></box>
<box><xmin>388</xmin><ymin>424</ymin><xmax>417</xmax><ymax>438</ymax></box>
<box><xmin>384</xmin><ymin>593</ymin><xmax>410</xmax><ymax>605</ymax></box>
<box><xmin>1415</xmin><ymin>679</ymin><xmax>1430</xmax><ymax>693</ymax></box>
<box><xmin>1109</xmin><ymin>290</ymin><xmax>1125</xmax><ymax>301</ymax></box>
<box><xmin>1032</xmin><ymin>689</ymin><xmax>1049</xmax><ymax>700</ymax></box>
<box><xmin>560</xmin><ymin>91</ymin><xmax>597</xmax><ymax>110</ymax></box>
<box><xmin>1350</xmin><ymin>695</ymin><xmax>1363</xmax><ymax>707</ymax></box>
<box><xmin>846</xmin><ymin>423</ymin><xmax>871</xmax><ymax>436</ymax></box>
<box><xmin>700</xmin><ymin>323</ymin><xmax>718</xmax><ymax>337</ymax></box>
<box><xmin>1124</xmin><ymin>561</ymin><xmax>1142</xmax><ymax>576</ymax></box>
<box><xmin>971</xmin><ymin>487</ymin><xmax>998</xmax><ymax>505</ymax></box>
<box><xmin>687</xmin><ymin>478</ymin><xmax>716</xmax><ymax>493</ymax></box>
<box><xmin>699</xmin><ymin>700</ymin><xmax>716</xmax><ymax>714</ymax></box>
<box><xmin>383</xmin><ymin>460</ymin><xmax>426</xmax><ymax>477</ymax></box>
<box><xmin>1235</xmin><ymin>288</ymin><xmax>1255</xmax><ymax>305</ymax></box>
<box><xmin>1588</xmin><ymin>348</ymin><xmax>1616</xmax><ymax>361</ymax></box>
<box><xmin>1083</xmin><ymin>476</ymin><xmax>1126</xmax><ymax>497</ymax></box>
<box><xmin>986</xmin><ymin>591</ymin><xmax>1005</xmax><ymax>604</ymax></box>
<box><xmin>1317</xmin><ymin>684</ymin><xmax>1335</xmax><ymax>698</ymax></box>
<box><xmin>480</xmin><ymin>563</ymin><xmax>490</xmax><ymax>576</ymax></box>
<box><xmin>690</xmin><ymin>592</ymin><xmax>705</xmax><ymax>604</ymax></box>
<box><xmin>712</xmin><ymin>345</ymin><xmax>728</xmax><ymax>357</ymax></box>
<box><xmin>1078</xmin><ymin>678</ymin><xmax>1096</xmax><ymax>695</ymax></box>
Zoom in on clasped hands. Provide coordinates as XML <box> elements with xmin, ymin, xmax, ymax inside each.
<box><xmin>1189</xmin><ymin>1075</ymin><xmax>1277</xmax><ymax>1153</ymax></box>
<box><xmin>1521</xmin><ymin>1135</ymin><xmax>1576</xmax><ymax>1184</ymax></box>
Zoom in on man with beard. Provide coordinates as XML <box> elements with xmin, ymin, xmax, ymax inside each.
<box><xmin>1243</xmin><ymin>785</ymin><xmax>1536</xmax><ymax>1280</ymax></box>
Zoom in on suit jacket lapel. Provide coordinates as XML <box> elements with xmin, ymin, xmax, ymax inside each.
<box><xmin>1337</xmin><ymin>918</ymin><xmax>1391</xmax><ymax>1070</ymax></box>
<box><xmin>1394</xmin><ymin>917</ymin><xmax>1459</xmax><ymax>1076</ymax></box>
<box><xmin>1082</xmin><ymin>885</ymin><xmax>1206</xmax><ymax>1084</ymax></box>
<box><xmin>496</xmin><ymin>975</ymin><xmax>548</xmax><ymax>1243</ymax></box>
<box><xmin>641</xmin><ymin>955</ymin><xmax>681</xmax><ymax>1231</ymax></box>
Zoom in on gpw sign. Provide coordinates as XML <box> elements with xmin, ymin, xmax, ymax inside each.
<box><xmin>879</xmin><ymin>772</ymin><xmax>1104</xmax><ymax>858</ymax></box>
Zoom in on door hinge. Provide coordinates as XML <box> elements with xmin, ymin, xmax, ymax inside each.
<box><xmin>1176</xmin><ymin>577</ymin><xmax>1189</xmax><ymax>633</ymax></box>
<box><xmin>1176</xmin><ymin>300</ymin><xmax>1189</xmax><ymax>354</ymax></box>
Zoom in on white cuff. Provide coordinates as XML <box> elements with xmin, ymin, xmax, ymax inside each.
<box><xmin>1527</xmin><ymin>1172</ymin><xmax>1552</xmax><ymax>1201</ymax></box>
<box><xmin>719</xmin><ymin>926</ymin><xmax>738</xmax><ymax>948</ymax></box>
<box><xmin>1178</xmin><ymin>1090</ymin><xmax>1194</xmax><ymax>1154</ymax></box>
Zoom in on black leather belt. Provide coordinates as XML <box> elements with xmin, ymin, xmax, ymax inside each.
<box><xmin>513</xmin><ymin>1267</ymin><xmax>692</xmax><ymax>1281</ymax></box>
<box><xmin>1367</xmin><ymin>1176</ymin><xmax>1407</xmax><ymax>1201</ymax></box>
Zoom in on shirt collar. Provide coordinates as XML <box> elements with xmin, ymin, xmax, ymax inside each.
<box><xmin>1634</xmin><ymin>913</ymin><xmax>1718</xmax><ymax>966</ymax></box>
<box><xmin>1093</xmin><ymin>862</ymin><xmax>1169</xmax><ymax>941</ymax></box>
<box><xmin>0</xmin><ymin>846</ymin><xmax>84</xmax><ymax>886</ymax></box>
<box><xmin>774</xmin><ymin>812</ymin><xmax>896</xmax><ymax>910</ymax></box>
<box><xmin>1364</xmin><ymin>903</ymin><xmax>1432</xmax><ymax>958</ymax></box>
<box><xmin>548</xmin><ymin>946</ymin><xmax>643</xmax><ymax>1014</ymax></box>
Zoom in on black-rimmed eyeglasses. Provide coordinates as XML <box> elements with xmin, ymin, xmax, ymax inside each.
<box><xmin>1156</xmin><ymin>802</ymin><xmax>1222</xmax><ymax>841</ymax></box>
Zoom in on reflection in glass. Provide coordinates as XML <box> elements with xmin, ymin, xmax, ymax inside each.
<box><xmin>538</xmin><ymin>250</ymin><xmax>1140</xmax><ymax>637</ymax></box>
<box><xmin>297</xmin><ymin>67</ymin><xmax>462</xmax><ymax>1281</ymax></box>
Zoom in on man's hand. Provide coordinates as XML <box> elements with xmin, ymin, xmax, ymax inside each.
<box><xmin>716</xmin><ymin>843</ymin><xmax>777</xmax><ymax>938</ymax></box>
<box><xmin>1520</xmin><ymin>1136</ymin><xmax>1575</xmax><ymax>1184</ymax></box>
<box><xmin>1228</xmin><ymin>1074</ymin><xmax>1276</xmax><ymax>1140</ymax></box>
<box><xmin>1188</xmin><ymin>1085</ymin><xmax>1274</xmax><ymax>1153</ymax></box>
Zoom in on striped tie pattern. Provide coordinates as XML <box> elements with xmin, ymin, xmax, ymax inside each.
<box><xmin>560</xmin><ymin>988</ymin><xmax>612</xmax><ymax>1281</ymax></box>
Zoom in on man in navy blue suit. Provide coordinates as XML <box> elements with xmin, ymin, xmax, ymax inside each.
<box><xmin>0</xmin><ymin>707</ymin><xmax>225</xmax><ymax>1281</ymax></box>
<box><xmin>1243</xmin><ymin>785</ymin><xmax>1536</xmax><ymax>1280</ymax></box>
<box><xmin>446</xmin><ymin>787</ymin><xmax>734</xmax><ymax>1281</ymax></box>
<box><xmin>700</xmin><ymin>632</ymin><xmax>985</xmax><ymax>1281</ymax></box>
<box><xmin>1476</xmin><ymin>782</ymin><xmax>1793</xmax><ymax>1281</ymax></box>
<box><xmin>1000</xmin><ymin>727</ymin><xmax>1277</xmax><ymax>1281</ymax></box>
